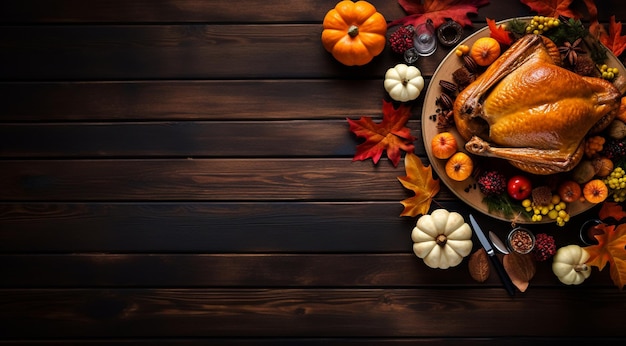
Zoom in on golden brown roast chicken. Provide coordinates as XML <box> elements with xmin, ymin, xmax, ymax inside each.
<box><xmin>453</xmin><ymin>34</ymin><xmax>624</xmax><ymax>175</ymax></box>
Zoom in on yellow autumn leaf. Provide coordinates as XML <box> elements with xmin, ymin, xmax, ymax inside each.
<box><xmin>397</xmin><ymin>152</ymin><xmax>440</xmax><ymax>217</ymax></box>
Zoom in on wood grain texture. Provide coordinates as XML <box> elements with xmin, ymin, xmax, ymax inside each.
<box><xmin>0</xmin><ymin>0</ymin><xmax>620</xmax><ymax>23</ymax></box>
<box><xmin>0</xmin><ymin>80</ymin><xmax>393</xmax><ymax>121</ymax></box>
<box><xmin>0</xmin><ymin>288</ymin><xmax>624</xmax><ymax>338</ymax></box>
<box><xmin>0</xmin><ymin>253</ymin><xmax>617</xmax><ymax>288</ymax></box>
<box><xmin>0</xmin><ymin>24</ymin><xmax>409</xmax><ymax>81</ymax></box>
<box><xmin>1</xmin><ymin>0</ymin><xmax>625</xmax><ymax>344</ymax></box>
<box><xmin>0</xmin><ymin>338</ymin><xmax>623</xmax><ymax>346</ymax></box>
<box><xmin>0</xmin><ymin>158</ymin><xmax>441</xmax><ymax>201</ymax></box>
<box><xmin>0</xmin><ymin>202</ymin><xmax>597</xmax><ymax>253</ymax></box>
<box><xmin>0</xmin><ymin>120</ymin><xmax>422</xmax><ymax>158</ymax></box>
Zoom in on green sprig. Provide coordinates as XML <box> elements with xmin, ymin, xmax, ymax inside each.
<box><xmin>483</xmin><ymin>194</ymin><xmax>531</xmax><ymax>220</ymax></box>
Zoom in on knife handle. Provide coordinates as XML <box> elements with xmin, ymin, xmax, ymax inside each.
<box><xmin>489</xmin><ymin>254</ymin><xmax>516</xmax><ymax>297</ymax></box>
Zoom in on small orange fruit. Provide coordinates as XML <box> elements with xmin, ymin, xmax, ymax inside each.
<box><xmin>431</xmin><ymin>132</ymin><xmax>458</xmax><ymax>159</ymax></box>
<box><xmin>583</xmin><ymin>179</ymin><xmax>609</xmax><ymax>204</ymax></box>
<box><xmin>470</xmin><ymin>37</ymin><xmax>501</xmax><ymax>66</ymax></box>
<box><xmin>445</xmin><ymin>152</ymin><xmax>473</xmax><ymax>181</ymax></box>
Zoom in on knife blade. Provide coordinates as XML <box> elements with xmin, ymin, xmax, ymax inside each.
<box><xmin>489</xmin><ymin>231</ymin><xmax>510</xmax><ymax>254</ymax></box>
<box><xmin>469</xmin><ymin>214</ymin><xmax>516</xmax><ymax>296</ymax></box>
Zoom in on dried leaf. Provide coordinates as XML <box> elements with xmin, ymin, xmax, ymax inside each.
<box><xmin>389</xmin><ymin>0</ymin><xmax>490</xmax><ymax>29</ymax></box>
<box><xmin>347</xmin><ymin>100</ymin><xmax>415</xmax><ymax>167</ymax></box>
<box><xmin>503</xmin><ymin>252</ymin><xmax>536</xmax><ymax>292</ymax></box>
<box><xmin>585</xmin><ymin>223</ymin><xmax>626</xmax><ymax>289</ymax></box>
<box><xmin>397</xmin><ymin>152</ymin><xmax>440</xmax><ymax>217</ymax></box>
<box><xmin>468</xmin><ymin>248</ymin><xmax>491</xmax><ymax>282</ymax></box>
<box><xmin>487</xmin><ymin>18</ymin><xmax>512</xmax><ymax>45</ymax></box>
<box><xmin>597</xmin><ymin>16</ymin><xmax>626</xmax><ymax>58</ymax></box>
<box><xmin>519</xmin><ymin>0</ymin><xmax>579</xmax><ymax>19</ymax></box>
<box><xmin>599</xmin><ymin>202</ymin><xmax>626</xmax><ymax>222</ymax></box>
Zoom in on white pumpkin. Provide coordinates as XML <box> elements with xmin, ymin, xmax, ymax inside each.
<box><xmin>384</xmin><ymin>63</ymin><xmax>425</xmax><ymax>102</ymax></box>
<box><xmin>411</xmin><ymin>209</ymin><xmax>473</xmax><ymax>269</ymax></box>
<box><xmin>552</xmin><ymin>245</ymin><xmax>591</xmax><ymax>285</ymax></box>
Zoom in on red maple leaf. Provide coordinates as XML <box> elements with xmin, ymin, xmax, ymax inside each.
<box><xmin>519</xmin><ymin>0</ymin><xmax>579</xmax><ymax>18</ymax></box>
<box><xmin>347</xmin><ymin>100</ymin><xmax>415</xmax><ymax>167</ymax></box>
<box><xmin>597</xmin><ymin>16</ymin><xmax>626</xmax><ymax>58</ymax></box>
<box><xmin>486</xmin><ymin>18</ymin><xmax>512</xmax><ymax>45</ymax></box>
<box><xmin>389</xmin><ymin>0</ymin><xmax>490</xmax><ymax>29</ymax></box>
<box><xmin>585</xmin><ymin>223</ymin><xmax>626</xmax><ymax>289</ymax></box>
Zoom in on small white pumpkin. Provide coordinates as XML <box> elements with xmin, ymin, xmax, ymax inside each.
<box><xmin>411</xmin><ymin>209</ymin><xmax>473</xmax><ymax>269</ymax></box>
<box><xmin>552</xmin><ymin>245</ymin><xmax>591</xmax><ymax>285</ymax></box>
<box><xmin>384</xmin><ymin>63</ymin><xmax>425</xmax><ymax>102</ymax></box>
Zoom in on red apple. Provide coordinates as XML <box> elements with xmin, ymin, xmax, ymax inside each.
<box><xmin>507</xmin><ymin>175</ymin><xmax>532</xmax><ymax>200</ymax></box>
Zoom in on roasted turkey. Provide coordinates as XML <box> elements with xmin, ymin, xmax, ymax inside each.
<box><xmin>453</xmin><ymin>34</ymin><xmax>624</xmax><ymax>175</ymax></box>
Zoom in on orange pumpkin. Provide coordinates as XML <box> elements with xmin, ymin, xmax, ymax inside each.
<box><xmin>583</xmin><ymin>179</ymin><xmax>609</xmax><ymax>204</ymax></box>
<box><xmin>445</xmin><ymin>152</ymin><xmax>474</xmax><ymax>181</ymax></box>
<box><xmin>321</xmin><ymin>1</ymin><xmax>387</xmax><ymax>66</ymax></box>
<box><xmin>431</xmin><ymin>132</ymin><xmax>458</xmax><ymax>159</ymax></box>
<box><xmin>470</xmin><ymin>37</ymin><xmax>501</xmax><ymax>66</ymax></box>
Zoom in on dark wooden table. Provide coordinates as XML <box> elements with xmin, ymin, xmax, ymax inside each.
<box><xmin>1</xmin><ymin>0</ymin><xmax>625</xmax><ymax>344</ymax></box>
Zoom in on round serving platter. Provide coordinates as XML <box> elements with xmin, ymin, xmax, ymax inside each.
<box><xmin>422</xmin><ymin>17</ymin><xmax>626</xmax><ymax>223</ymax></box>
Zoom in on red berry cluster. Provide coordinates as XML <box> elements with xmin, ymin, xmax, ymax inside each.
<box><xmin>532</xmin><ymin>233</ymin><xmax>556</xmax><ymax>261</ymax></box>
<box><xmin>477</xmin><ymin>170</ymin><xmax>507</xmax><ymax>196</ymax></box>
<box><xmin>389</xmin><ymin>25</ymin><xmax>414</xmax><ymax>54</ymax></box>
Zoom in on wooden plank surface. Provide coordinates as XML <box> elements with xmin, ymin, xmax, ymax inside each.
<box><xmin>2</xmin><ymin>0</ymin><xmax>626</xmax><ymax>344</ymax></box>
<box><xmin>0</xmin><ymin>80</ymin><xmax>389</xmax><ymax>121</ymax></box>
<box><xmin>0</xmin><ymin>253</ymin><xmax>617</xmax><ymax>288</ymax></box>
<box><xmin>0</xmin><ymin>288</ymin><xmax>624</xmax><ymax>338</ymax></box>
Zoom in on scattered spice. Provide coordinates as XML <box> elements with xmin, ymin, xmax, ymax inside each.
<box><xmin>558</xmin><ymin>38</ymin><xmax>584</xmax><ymax>66</ymax></box>
<box><xmin>507</xmin><ymin>228</ymin><xmax>535</xmax><ymax>254</ymax></box>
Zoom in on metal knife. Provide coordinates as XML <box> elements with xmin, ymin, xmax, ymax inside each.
<box><xmin>489</xmin><ymin>231</ymin><xmax>510</xmax><ymax>254</ymax></box>
<box><xmin>469</xmin><ymin>214</ymin><xmax>516</xmax><ymax>296</ymax></box>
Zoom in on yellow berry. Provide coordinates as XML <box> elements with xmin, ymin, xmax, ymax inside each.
<box><xmin>551</xmin><ymin>195</ymin><xmax>560</xmax><ymax>205</ymax></box>
<box><xmin>548</xmin><ymin>209</ymin><xmax>558</xmax><ymax>219</ymax></box>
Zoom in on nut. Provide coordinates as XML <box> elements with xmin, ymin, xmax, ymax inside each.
<box><xmin>463</xmin><ymin>55</ymin><xmax>479</xmax><ymax>73</ymax></box>
<box><xmin>438</xmin><ymin>80</ymin><xmax>457</xmax><ymax>95</ymax></box>
<box><xmin>437</xmin><ymin>93</ymin><xmax>454</xmax><ymax>110</ymax></box>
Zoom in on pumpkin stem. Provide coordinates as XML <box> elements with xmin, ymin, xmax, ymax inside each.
<box><xmin>435</xmin><ymin>234</ymin><xmax>447</xmax><ymax>246</ymax></box>
<box><xmin>347</xmin><ymin>25</ymin><xmax>359</xmax><ymax>38</ymax></box>
<box><xmin>574</xmin><ymin>264</ymin><xmax>589</xmax><ymax>272</ymax></box>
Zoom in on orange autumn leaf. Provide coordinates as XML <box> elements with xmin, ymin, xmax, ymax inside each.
<box><xmin>397</xmin><ymin>152</ymin><xmax>440</xmax><ymax>217</ymax></box>
<box><xmin>486</xmin><ymin>18</ymin><xmax>512</xmax><ymax>45</ymax></box>
<box><xmin>347</xmin><ymin>100</ymin><xmax>415</xmax><ymax>167</ymax></box>
<box><xmin>585</xmin><ymin>223</ymin><xmax>626</xmax><ymax>289</ymax></box>
<box><xmin>519</xmin><ymin>0</ymin><xmax>579</xmax><ymax>18</ymax></box>
<box><xmin>389</xmin><ymin>0</ymin><xmax>489</xmax><ymax>29</ymax></box>
<box><xmin>599</xmin><ymin>202</ymin><xmax>626</xmax><ymax>222</ymax></box>
<box><xmin>597</xmin><ymin>16</ymin><xmax>626</xmax><ymax>57</ymax></box>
